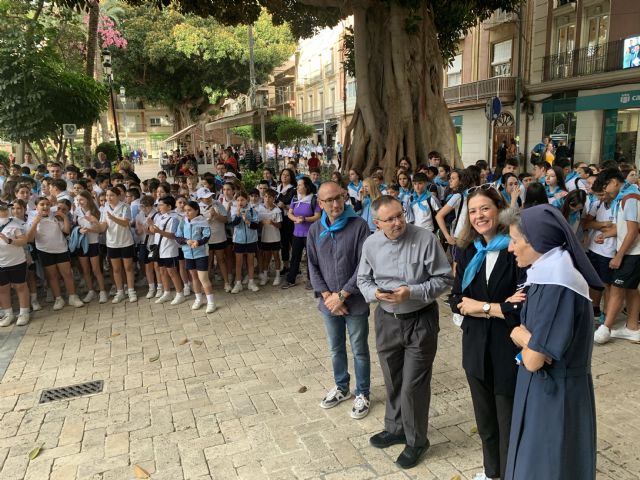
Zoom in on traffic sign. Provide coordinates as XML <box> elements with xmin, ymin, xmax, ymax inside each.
<box><xmin>63</xmin><ymin>124</ymin><xmax>77</xmax><ymax>139</ymax></box>
<box><xmin>484</xmin><ymin>97</ymin><xmax>502</xmax><ymax>121</ymax></box>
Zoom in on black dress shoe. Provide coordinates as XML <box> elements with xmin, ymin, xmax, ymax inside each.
<box><xmin>369</xmin><ymin>431</ymin><xmax>406</xmax><ymax>449</ymax></box>
<box><xmin>395</xmin><ymin>442</ymin><xmax>429</xmax><ymax>469</ymax></box>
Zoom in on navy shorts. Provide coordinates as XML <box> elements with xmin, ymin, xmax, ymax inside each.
<box><xmin>76</xmin><ymin>243</ymin><xmax>100</xmax><ymax>258</ymax></box>
<box><xmin>587</xmin><ymin>250</ymin><xmax>613</xmax><ymax>285</ymax></box>
<box><xmin>107</xmin><ymin>245</ymin><xmax>135</xmax><ymax>259</ymax></box>
<box><xmin>185</xmin><ymin>257</ymin><xmax>208</xmax><ymax>272</ymax></box>
<box><xmin>611</xmin><ymin>254</ymin><xmax>640</xmax><ymax>290</ymax></box>
<box><xmin>260</xmin><ymin>241</ymin><xmax>281</xmax><ymax>251</ymax></box>
<box><xmin>234</xmin><ymin>242</ymin><xmax>258</xmax><ymax>254</ymax></box>
<box><xmin>37</xmin><ymin>250</ymin><xmax>71</xmax><ymax>268</ymax></box>
<box><xmin>157</xmin><ymin>256</ymin><xmax>179</xmax><ymax>268</ymax></box>
<box><xmin>208</xmin><ymin>240</ymin><xmax>227</xmax><ymax>251</ymax></box>
<box><xmin>0</xmin><ymin>262</ymin><xmax>28</xmax><ymax>285</ymax></box>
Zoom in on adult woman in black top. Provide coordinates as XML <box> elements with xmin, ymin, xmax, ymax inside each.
<box><xmin>276</xmin><ymin>168</ymin><xmax>297</xmax><ymax>273</ymax></box>
<box><xmin>449</xmin><ymin>187</ymin><xmax>525</xmax><ymax>480</ymax></box>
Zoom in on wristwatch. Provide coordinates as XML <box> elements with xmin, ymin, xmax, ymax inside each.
<box><xmin>338</xmin><ymin>291</ymin><xmax>346</xmax><ymax>303</ymax></box>
<box><xmin>482</xmin><ymin>303</ymin><xmax>491</xmax><ymax>317</ymax></box>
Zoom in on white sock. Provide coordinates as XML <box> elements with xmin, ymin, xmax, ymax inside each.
<box><xmin>116</xmin><ymin>290</ymin><xmax>124</xmax><ymax>295</ymax></box>
<box><xmin>128</xmin><ymin>288</ymin><xmax>136</xmax><ymax>295</ymax></box>
<box><xmin>164</xmin><ymin>290</ymin><xmax>171</xmax><ymax>295</ymax></box>
<box><xmin>195</xmin><ymin>293</ymin><xmax>203</xmax><ymax>301</ymax></box>
<box><xmin>206</xmin><ymin>294</ymin><xmax>215</xmax><ymax>304</ymax></box>
<box><xmin>19</xmin><ymin>308</ymin><xmax>29</xmax><ymax>315</ymax></box>
<box><xmin>148</xmin><ymin>283</ymin><xmax>155</xmax><ymax>290</ymax></box>
<box><xmin>55</xmin><ymin>296</ymin><xmax>63</xmax><ymax>301</ymax></box>
<box><xmin>157</xmin><ymin>284</ymin><xmax>163</xmax><ymax>291</ymax></box>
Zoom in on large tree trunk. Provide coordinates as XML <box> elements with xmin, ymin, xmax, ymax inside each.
<box><xmin>344</xmin><ymin>3</ymin><xmax>461</xmax><ymax>180</ymax></box>
<box><xmin>83</xmin><ymin>0</ymin><xmax>100</xmax><ymax>166</ymax></box>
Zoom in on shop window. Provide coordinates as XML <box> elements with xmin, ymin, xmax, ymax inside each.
<box><xmin>447</xmin><ymin>54</ymin><xmax>462</xmax><ymax>86</ymax></box>
<box><xmin>491</xmin><ymin>40</ymin><xmax>512</xmax><ymax>77</ymax></box>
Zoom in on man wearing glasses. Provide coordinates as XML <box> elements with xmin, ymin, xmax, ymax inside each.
<box><xmin>357</xmin><ymin>195</ymin><xmax>453</xmax><ymax>469</ymax></box>
<box><xmin>307</xmin><ymin>182</ymin><xmax>372</xmax><ymax>419</ymax></box>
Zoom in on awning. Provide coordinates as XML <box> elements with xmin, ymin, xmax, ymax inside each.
<box><xmin>205</xmin><ymin>108</ymin><xmax>274</xmax><ymax>131</ymax></box>
<box><xmin>163</xmin><ymin>123</ymin><xmax>197</xmax><ymax>143</ymax></box>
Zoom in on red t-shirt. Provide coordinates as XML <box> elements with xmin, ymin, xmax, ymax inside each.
<box><xmin>307</xmin><ymin>157</ymin><xmax>320</xmax><ymax>170</ymax></box>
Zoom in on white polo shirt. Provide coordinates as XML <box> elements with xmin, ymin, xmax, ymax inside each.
<box><xmin>30</xmin><ymin>216</ymin><xmax>68</xmax><ymax>254</ymax></box>
<box><xmin>256</xmin><ymin>204</ymin><xmax>282</xmax><ymax>243</ymax></box>
<box><xmin>201</xmin><ymin>201</ymin><xmax>228</xmax><ymax>244</ymax></box>
<box><xmin>100</xmin><ymin>202</ymin><xmax>134</xmax><ymax>248</ymax></box>
<box><xmin>0</xmin><ymin>218</ymin><xmax>27</xmax><ymax>267</ymax></box>
<box><xmin>153</xmin><ymin>212</ymin><xmax>180</xmax><ymax>259</ymax></box>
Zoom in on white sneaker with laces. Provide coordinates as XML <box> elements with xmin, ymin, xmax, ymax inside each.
<box><xmin>247</xmin><ymin>280</ymin><xmax>259</xmax><ymax>292</ymax></box>
<box><xmin>98</xmin><ymin>291</ymin><xmax>108</xmax><ymax>304</ymax></box>
<box><xmin>170</xmin><ymin>293</ymin><xmax>185</xmax><ymax>306</ymax></box>
<box><xmin>155</xmin><ymin>292</ymin><xmax>172</xmax><ymax>304</ymax></box>
<box><xmin>128</xmin><ymin>291</ymin><xmax>138</xmax><ymax>303</ymax></box>
<box><xmin>146</xmin><ymin>289</ymin><xmax>156</xmax><ymax>299</ymax></box>
<box><xmin>350</xmin><ymin>393</ymin><xmax>370</xmax><ymax>419</ymax></box>
<box><xmin>0</xmin><ymin>313</ymin><xmax>15</xmax><ymax>327</ymax></box>
<box><xmin>155</xmin><ymin>288</ymin><xmax>164</xmax><ymax>298</ymax></box>
<box><xmin>82</xmin><ymin>290</ymin><xmax>96</xmax><ymax>303</ymax></box>
<box><xmin>320</xmin><ymin>386</ymin><xmax>351</xmax><ymax>409</ymax></box>
<box><xmin>31</xmin><ymin>299</ymin><xmax>42</xmax><ymax>311</ymax></box>
<box><xmin>231</xmin><ymin>282</ymin><xmax>243</xmax><ymax>294</ymax></box>
<box><xmin>112</xmin><ymin>292</ymin><xmax>126</xmax><ymax>304</ymax></box>
<box><xmin>610</xmin><ymin>326</ymin><xmax>640</xmax><ymax>342</ymax></box>
<box><xmin>594</xmin><ymin>324</ymin><xmax>611</xmax><ymax>344</ymax></box>
<box><xmin>68</xmin><ymin>295</ymin><xmax>85</xmax><ymax>308</ymax></box>
<box><xmin>53</xmin><ymin>297</ymin><xmax>65</xmax><ymax>311</ymax></box>
<box><xmin>191</xmin><ymin>299</ymin><xmax>203</xmax><ymax>310</ymax></box>
<box><xmin>206</xmin><ymin>303</ymin><xmax>217</xmax><ymax>314</ymax></box>
<box><xmin>16</xmin><ymin>314</ymin><xmax>30</xmax><ymax>326</ymax></box>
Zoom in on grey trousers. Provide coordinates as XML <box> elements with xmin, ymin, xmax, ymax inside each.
<box><xmin>374</xmin><ymin>303</ymin><xmax>439</xmax><ymax>448</ymax></box>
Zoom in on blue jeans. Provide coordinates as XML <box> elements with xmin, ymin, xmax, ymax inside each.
<box><xmin>321</xmin><ymin>312</ymin><xmax>371</xmax><ymax>396</ymax></box>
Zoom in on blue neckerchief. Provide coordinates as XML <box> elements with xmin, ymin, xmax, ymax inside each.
<box><xmin>502</xmin><ymin>189</ymin><xmax>512</xmax><ymax>205</ymax></box>
<box><xmin>378</xmin><ymin>183</ymin><xmax>387</xmax><ymax>193</ymax></box>
<box><xmin>494</xmin><ymin>177</ymin><xmax>503</xmax><ymax>187</ymax></box>
<box><xmin>612</xmin><ymin>182</ymin><xmax>640</xmax><ymax>218</ymax></box>
<box><xmin>461</xmin><ymin>234</ymin><xmax>511</xmax><ymax>291</ymax></box>
<box><xmin>568</xmin><ymin>210</ymin><xmax>580</xmax><ymax>227</ymax></box>
<box><xmin>411</xmin><ymin>191</ymin><xmax>431</xmax><ymax>212</ymax></box>
<box><xmin>362</xmin><ymin>196</ymin><xmax>371</xmax><ymax>209</ymax></box>
<box><xmin>318</xmin><ymin>205</ymin><xmax>359</xmax><ymax>241</ymax></box>
<box><xmin>538</xmin><ymin>176</ymin><xmax>546</xmax><ymax>185</ymax></box>
<box><xmin>434</xmin><ymin>177</ymin><xmax>449</xmax><ymax>188</ymax></box>
<box><xmin>348</xmin><ymin>181</ymin><xmax>362</xmax><ymax>194</ymax></box>
<box><xmin>398</xmin><ymin>187</ymin><xmax>413</xmax><ymax>202</ymax></box>
<box><xmin>545</xmin><ymin>185</ymin><xmax>562</xmax><ymax>198</ymax></box>
<box><xmin>565</xmin><ymin>171</ymin><xmax>578</xmax><ymax>183</ymax></box>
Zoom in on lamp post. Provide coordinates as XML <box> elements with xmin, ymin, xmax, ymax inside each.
<box><xmin>119</xmin><ymin>86</ymin><xmax>129</xmax><ymax>151</ymax></box>
<box><xmin>101</xmin><ymin>48</ymin><xmax>123</xmax><ymax>161</ymax></box>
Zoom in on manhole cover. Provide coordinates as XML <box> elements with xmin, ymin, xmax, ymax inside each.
<box><xmin>39</xmin><ymin>380</ymin><xmax>104</xmax><ymax>404</ymax></box>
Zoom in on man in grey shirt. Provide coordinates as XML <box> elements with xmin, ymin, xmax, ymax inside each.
<box><xmin>357</xmin><ymin>195</ymin><xmax>453</xmax><ymax>469</ymax></box>
<box><xmin>307</xmin><ymin>182</ymin><xmax>372</xmax><ymax>419</ymax></box>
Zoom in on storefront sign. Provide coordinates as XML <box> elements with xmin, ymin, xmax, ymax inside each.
<box><xmin>576</xmin><ymin>90</ymin><xmax>640</xmax><ymax>111</ymax></box>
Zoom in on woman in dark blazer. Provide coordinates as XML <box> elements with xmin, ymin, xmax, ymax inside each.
<box><xmin>449</xmin><ymin>186</ymin><xmax>525</xmax><ymax>480</ymax></box>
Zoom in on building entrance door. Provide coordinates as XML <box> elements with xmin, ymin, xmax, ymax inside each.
<box><xmin>492</xmin><ymin>112</ymin><xmax>515</xmax><ymax>167</ymax></box>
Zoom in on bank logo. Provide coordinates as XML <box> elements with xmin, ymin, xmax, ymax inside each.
<box><xmin>620</xmin><ymin>93</ymin><xmax>631</xmax><ymax>104</ymax></box>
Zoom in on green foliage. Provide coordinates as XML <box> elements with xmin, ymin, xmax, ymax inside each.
<box><xmin>239</xmin><ymin>116</ymin><xmax>313</xmax><ymax>145</ymax></box>
<box><xmin>0</xmin><ymin>150</ymin><xmax>9</xmax><ymax>166</ymax></box>
<box><xmin>276</xmin><ymin>118</ymin><xmax>314</xmax><ymax>144</ymax></box>
<box><xmin>239</xmin><ymin>169</ymin><xmax>263</xmax><ymax>193</ymax></box>
<box><xmin>96</xmin><ymin>142</ymin><xmax>118</xmax><ymax>162</ymax></box>
<box><xmin>230</xmin><ymin>126</ymin><xmax>254</xmax><ymax>140</ymax></box>
<box><xmin>341</xmin><ymin>26</ymin><xmax>355</xmax><ymax>78</ymax></box>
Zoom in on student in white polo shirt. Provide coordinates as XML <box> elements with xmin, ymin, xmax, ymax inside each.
<box><xmin>197</xmin><ymin>187</ymin><xmax>231</xmax><ymax>292</ymax></box>
<box><xmin>98</xmin><ymin>186</ymin><xmax>137</xmax><ymax>304</ymax></box>
<box><xmin>0</xmin><ymin>205</ymin><xmax>31</xmax><ymax>327</ymax></box>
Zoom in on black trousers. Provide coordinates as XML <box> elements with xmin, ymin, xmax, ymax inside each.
<box><xmin>375</xmin><ymin>304</ymin><xmax>439</xmax><ymax>448</ymax></box>
<box><xmin>286</xmin><ymin>235</ymin><xmax>309</xmax><ymax>284</ymax></box>
<box><xmin>466</xmin><ymin>373</ymin><xmax>514</xmax><ymax>479</ymax></box>
<box><xmin>280</xmin><ymin>217</ymin><xmax>294</xmax><ymax>263</ymax></box>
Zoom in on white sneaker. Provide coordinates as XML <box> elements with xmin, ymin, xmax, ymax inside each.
<box><xmin>31</xmin><ymin>299</ymin><xmax>42</xmax><ymax>311</ymax></box>
<box><xmin>155</xmin><ymin>288</ymin><xmax>164</xmax><ymax>298</ymax></box>
<box><xmin>610</xmin><ymin>326</ymin><xmax>640</xmax><ymax>342</ymax></box>
<box><xmin>16</xmin><ymin>314</ymin><xmax>30</xmax><ymax>326</ymax></box>
<box><xmin>82</xmin><ymin>290</ymin><xmax>96</xmax><ymax>303</ymax></box>
<box><xmin>258</xmin><ymin>273</ymin><xmax>268</xmax><ymax>286</ymax></box>
<box><xmin>98</xmin><ymin>291</ymin><xmax>108</xmax><ymax>304</ymax></box>
<box><xmin>350</xmin><ymin>393</ymin><xmax>370</xmax><ymax>419</ymax></box>
<box><xmin>145</xmin><ymin>288</ymin><xmax>156</xmax><ymax>299</ymax></box>
<box><xmin>205</xmin><ymin>303</ymin><xmax>217</xmax><ymax>314</ymax></box>
<box><xmin>111</xmin><ymin>292</ymin><xmax>126</xmax><ymax>304</ymax></box>
<box><xmin>68</xmin><ymin>295</ymin><xmax>85</xmax><ymax>308</ymax></box>
<box><xmin>594</xmin><ymin>324</ymin><xmax>611</xmax><ymax>344</ymax></box>
<box><xmin>231</xmin><ymin>282</ymin><xmax>243</xmax><ymax>294</ymax></box>
<box><xmin>191</xmin><ymin>299</ymin><xmax>203</xmax><ymax>310</ymax></box>
<box><xmin>224</xmin><ymin>283</ymin><xmax>232</xmax><ymax>293</ymax></box>
<box><xmin>155</xmin><ymin>292</ymin><xmax>172</xmax><ymax>304</ymax></box>
<box><xmin>472</xmin><ymin>474</ymin><xmax>489</xmax><ymax>480</ymax></box>
<box><xmin>272</xmin><ymin>273</ymin><xmax>281</xmax><ymax>287</ymax></box>
<box><xmin>242</xmin><ymin>275</ymin><xmax>249</xmax><ymax>285</ymax></box>
<box><xmin>247</xmin><ymin>280</ymin><xmax>259</xmax><ymax>292</ymax></box>
<box><xmin>0</xmin><ymin>313</ymin><xmax>15</xmax><ymax>327</ymax></box>
<box><xmin>170</xmin><ymin>293</ymin><xmax>185</xmax><ymax>306</ymax></box>
<box><xmin>128</xmin><ymin>291</ymin><xmax>138</xmax><ymax>303</ymax></box>
<box><xmin>53</xmin><ymin>297</ymin><xmax>65</xmax><ymax>311</ymax></box>
<box><xmin>183</xmin><ymin>284</ymin><xmax>191</xmax><ymax>296</ymax></box>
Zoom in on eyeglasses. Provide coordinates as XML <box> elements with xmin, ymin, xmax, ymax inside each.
<box><xmin>466</xmin><ymin>183</ymin><xmax>500</xmax><ymax>195</ymax></box>
<box><xmin>377</xmin><ymin>210</ymin><xmax>406</xmax><ymax>224</ymax></box>
<box><xmin>319</xmin><ymin>195</ymin><xmax>345</xmax><ymax>205</ymax></box>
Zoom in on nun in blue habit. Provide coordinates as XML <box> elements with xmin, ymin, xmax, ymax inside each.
<box><xmin>500</xmin><ymin>204</ymin><xmax>602</xmax><ymax>480</ymax></box>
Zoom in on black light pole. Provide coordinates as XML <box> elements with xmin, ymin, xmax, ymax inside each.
<box><xmin>102</xmin><ymin>49</ymin><xmax>123</xmax><ymax>161</ymax></box>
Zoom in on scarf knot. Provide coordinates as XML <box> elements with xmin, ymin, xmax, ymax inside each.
<box><xmin>410</xmin><ymin>191</ymin><xmax>431</xmax><ymax>212</ymax></box>
<box><xmin>611</xmin><ymin>182</ymin><xmax>640</xmax><ymax>218</ymax></box>
<box><xmin>461</xmin><ymin>234</ymin><xmax>511</xmax><ymax>291</ymax></box>
<box><xmin>318</xmin><ymin>205</ymin><xmax>359</xmax><ymax>241</ymax></box>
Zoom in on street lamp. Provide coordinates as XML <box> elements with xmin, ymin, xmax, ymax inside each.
<box><xmin>102</xmin><ymin>48</ymin><xmax>123</xmax><ymax>161</ymax></box>
<box><xmin>119</xmin><ymin>86</ymin><xmax>129</xmax><ymax>148</ymax></box>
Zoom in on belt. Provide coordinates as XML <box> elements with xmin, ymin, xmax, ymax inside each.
<box><xmin>384</xmin><ymin>302</ymin><xmax>436</xmax><ymax>320</ymax></box>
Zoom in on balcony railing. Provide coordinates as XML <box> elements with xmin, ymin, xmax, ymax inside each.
<box><xmin>542</xmin><ymin>39</ymin><xmax>626</xmax><ymax>82</ymax></box>
<box><xmin>302</xmin><ymin>110</ymin><xmax>321</xmax><ymax>123</ymax></box>
<box><xmin>483</xmin><ymin>9</ymin><xmax>517</xmax><ymax>28</ymax></box>
<box><xmin>443</xmin><ymin>76</ymin><xmax>516</xmax><ymax>105</ymax></box>
<box><xmin>116</xmin><ymin>100</ymin><xmax>144</xmax><ymax>110</ymax></box>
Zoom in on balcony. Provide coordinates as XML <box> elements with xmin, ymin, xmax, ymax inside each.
<box><xmin>302</xmin><ymin>110</ymin><xmax>321</xmax><ymax>123</ymax></box>
<box><xmin>115</xmin><ymin>100</ymin><xmax>144</xmax><ymax>110</ymax></box>
<box><xmin>482</xmin><ymin>9</ymin><xmax>517</xmax><ymax>29</ymax></box>
<box><xmin>269</xmin><ymin>90</ymin><xmax>295</xmax><ymax>107</ymax></box>
<box><xmin>543</xmin><ymin>39</ymin><xmax>626</xmax><ymax>82</ymax></box>
<box><xmin>443</xmin><ymin>76</ymin><xmax>516</xmax><ymax>106</ymax></box>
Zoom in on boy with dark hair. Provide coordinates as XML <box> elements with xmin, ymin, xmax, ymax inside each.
<box><xmin>406</xmin><ymin>172</ymin><xmax>441</xmax><ymax>232</ymax></box>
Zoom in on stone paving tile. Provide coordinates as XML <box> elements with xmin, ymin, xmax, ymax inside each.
<box><xmin>0</xmin><ymin>284</ymin><xmax>637</xmax><ymax>480</ymax></box>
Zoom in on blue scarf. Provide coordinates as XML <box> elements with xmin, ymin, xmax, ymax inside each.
<box><xmin>398</xmin><ymin>187</ymin><xmax>413</xmax><ymax>202</ymax></box>
<box><xmin>435</xmin><ymin>177</ymin><xmax>449</xmax><ymax>188</ymax></box>
<box><xmin>501</xmin><ymin>189</ymin><xmax>512</xmax><ymax>205</ymax></box>
<box><xmin>378</xmin><ymin>183</ymin><xmax>387</xmax><ymax>193</ymax></box>
<box><xmin>318</xmin><ymin>205</ymin><xmax>359</xmax><ymax>241</ymax></box>
<box><xmin>461</xmin><ymin>234</ymin><xmax>511</xmax><ymax>291</ymax></box>
<box><xmin>565</xmin><ymin>171</ymin><xmax>578</xmax><ymax>183</ymax></box>
<box><xmin>410</xmin><ymin>191</ymin><xmax>431</xmax><ymax>212</ymax></box>
<box><xmin>348</xmin><ymin>181</ymin><xmax>362</xmax><ymax>195</ymax></box>
<box><xmin>611</xmin><ymin>181</ymin><xmax>640</xmax><ymax>218</ymax></box>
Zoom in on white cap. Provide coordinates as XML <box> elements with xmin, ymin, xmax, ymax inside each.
<box><xmin>196</xmin><ymin>187</ymin><xmax>214</xmax><ymax>198</ymax></box>
<box><xmin>223</xmin><ymin>172</ymin><xmax>237</xmax><ymax>179</ymax></box>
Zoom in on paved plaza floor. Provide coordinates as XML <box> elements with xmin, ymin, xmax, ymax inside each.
<box><xmin>0</xmin><ymin>282</ymin><xmax>638</xmax><ymax>480</ymax></box>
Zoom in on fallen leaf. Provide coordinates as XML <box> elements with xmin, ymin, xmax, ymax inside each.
<box><xmin>451</xmin><ymin>476</ymin><xmax>461</xmax><ymax>480</ymax></box>
<box><xmin>470</xmin><ymin>425</ymin><xmax>478</xmax><ymax>434</ymax></box>
<box><xmin>149</xmin><ymin>354</ymin><xmax>159</xmax><ymax>363</ymax></box>
<box><xmin>109</xmin><ymin>333</ymin><xmax>120</xmax><ymax>338</ymax></box>
<box><xmin>133</xmin><ymin>464</ymin><xmax>150</xmax><ymax>479</ymax></box>
<box><xmin>298</xmin><ymin>386</ymin><xmax>307</xmax><ymax>393</ymax></box>
<box><xmin>178</xmin><ymin>338</ymin><xmax>189</xmax><ymax>345</ymax></box>
<box><xmin>28</xmin><ymin>444</ymin><xmax>43</xmax><ymax>460</ymax></box>
<box><xmin>193</xmin><ymin>340</ymin><xmax>203</xmax><ymax>346</ymax></box>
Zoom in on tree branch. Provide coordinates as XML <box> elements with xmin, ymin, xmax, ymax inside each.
<box><xmin>296</xmin><ymin>0</ymin><xmax>344</xmax><ymax>8</ymax></box>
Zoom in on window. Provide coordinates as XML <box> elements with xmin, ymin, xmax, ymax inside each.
<box><xmin>330</xmin><ymin>87</ymin><xmax>335</xmax><ymax>106</ymax></box>
<box><xmin>308</xmin><ymin>94</ymin><xmax>314</xmax><ymax>111</ymax></box>
<box><xmin>298</xmin><ymin>96</ymin><xmax>304</xmax><ymax>112</ymax></box>
<box><xmin>491</xmin><ymin>40</ymin><xmax>512</xmax><ymax>77</ymax></box>
<box><xmin>447</xmin><ymin>54</ymin><xmax>462</xmax><ymax>86</ymax></box>
<box><xmin>556</xmin><ymin>23</ymin><xmax>575</xmax><ymax>54</ymax></box>
<box><xmin>149</xmin><ymin>117</ymin><xmax>162</xmax><ymax>127</ymax></box>
<box><xmin>347</xmin><ymin>79</ymin><xmax>357</xmax><ymax>98</ymax></box>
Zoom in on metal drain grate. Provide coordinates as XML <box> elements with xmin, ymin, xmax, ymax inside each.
<box><xmin>39</xmin><ymin>380</ymin><xmax>104</xmax><ymax>404</ymax></box>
